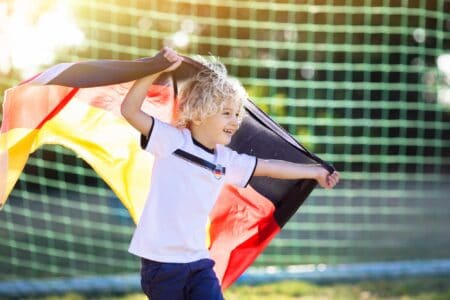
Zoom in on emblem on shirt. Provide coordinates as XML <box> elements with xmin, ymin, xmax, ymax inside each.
<box><xmin>213</xmin><ymin>164</ymin><xmax>226</xmax><ymax>180</ymax></box>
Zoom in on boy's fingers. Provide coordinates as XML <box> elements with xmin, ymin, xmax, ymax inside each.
<box><xmin>327</xmin><ymin>177</ymin><xmax>335</xmax><ymax>188</ymax></box>
<box><xmin>164</xmin><ymin>54</ymin><xmax>178</xmax><ymax>62</ymax></box>
<box><xmin>330</xmin><ymin>171</ymin><xmax>340</xmax><ymax>182</ymax></box>
<box><xmin>159</xmin><ymin>46</ymin><xmax>183</xmax><ymax>72</ymax></box>
<box><xmin>326</xmin><ymin>172</ymin><xmax>339</xmax><ymax>188</ymax></box>
<box><xmin>333</xmin><ymin>172</ymin><xmax>340</xmax><ymax>183</ymax></box>
<box><xmin>162</xmin><ymin>47</ymin><xmax>180</xmax><ymax>62</ymax></box>
<box><xmin>164</xmin><ymin>58</ymin><xmax>183</xmax><ymax>72</ymax></box>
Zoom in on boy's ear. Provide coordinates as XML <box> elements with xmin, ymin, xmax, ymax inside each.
<box><xmin>192</xmin><ymin>118</ymin><xmax>203</xmax><ymax>125</ymax></box>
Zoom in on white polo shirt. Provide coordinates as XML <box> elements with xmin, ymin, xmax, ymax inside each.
<box><xmin>128</xmin><ymin>118</ymin><xmax>257</xmax><ymax>263</ymax></box>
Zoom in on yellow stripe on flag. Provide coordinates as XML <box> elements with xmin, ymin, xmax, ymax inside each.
<box><xmin>1</xmin><ymin>128</ymin><xmax>39</xmax><ymax>207</ymax></box>
<box><xmin>1</xmin><ymin>98</ymin><xmax>152</xmax><ymax>222</ymax></box>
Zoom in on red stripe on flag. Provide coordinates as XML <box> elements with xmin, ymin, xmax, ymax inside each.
<box><xmin>1</xmin><ymin>86</ymin><xmax>78</xmax><ymax>132</ymax></box>
<box><xmin>209</xmin><ymin>184</ymin><xmax>280</xmax><ymax>289</ymax></box>
<box><xmin>36</xmin><ymin>88</ymin><xmax>79</xmax><ymax>129</ymax></box>
<box><xmin>222</xmin><ymin>218</ymin><xmax>280</xmax><ymax>289</ymax></box>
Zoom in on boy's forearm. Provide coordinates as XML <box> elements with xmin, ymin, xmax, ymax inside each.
<box><xmin>254</xmin><ymin>159</ymin><xmax>321</xmax><ymax>180</ymax></box>
<box><xmin>120</xmin><ymin>73</ymin><xmax>161</xmax><ymax>136</ymax></box>
<box><xmin>121</xmin><ymin>73</ymin><xmax>160</xmax><ymax>117</ymax></box>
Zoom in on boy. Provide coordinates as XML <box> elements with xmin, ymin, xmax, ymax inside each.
<box><xmin>121</xmin><ymin>47</ymin><xmax>340</xmax><ymax>300</ymax></box>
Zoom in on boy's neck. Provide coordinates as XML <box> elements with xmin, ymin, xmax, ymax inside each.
<box><xmin>190</xmin><ymin>126</ymin><xmax>217</xmax><ymax>151</ymax></box>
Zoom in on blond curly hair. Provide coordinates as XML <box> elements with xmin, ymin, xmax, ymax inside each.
<box><xmin>175</xmin><ymin>57</ymin><xmax>247</xmax><ymax>128</ymax></box>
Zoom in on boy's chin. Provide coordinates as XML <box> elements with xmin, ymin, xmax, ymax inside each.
<box><xmin>222</xmin><ymin>137</ymin><xmax>232</xmax><ymax>145</ymax></box>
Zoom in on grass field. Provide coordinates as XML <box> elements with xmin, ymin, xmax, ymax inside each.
<box><xmin>25</xmin><ymin>276</ymin><xmax>450</xmax><ymax>300</ymax></box>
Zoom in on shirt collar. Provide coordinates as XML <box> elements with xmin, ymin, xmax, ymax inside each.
<box><xmin>192</xmin><ymin>137</ymin><xmax>215</xmax><ymax>154</ymax></box>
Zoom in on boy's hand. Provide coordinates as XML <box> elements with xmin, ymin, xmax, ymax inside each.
<box><xmin>161</xmin><ymin>47</ymin><xmax>183</xmax><ymax>72</ymax></box>
<box><xmin>316</xmin><ymin>168</ymin><xmax>340</xmax><ymax>189</ymax></box>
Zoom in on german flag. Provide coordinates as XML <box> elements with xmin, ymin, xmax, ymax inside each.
<box><xmin>0</xmin><ymin>52</ymin><xmax>333</xmax><ymax>289</ymax></box>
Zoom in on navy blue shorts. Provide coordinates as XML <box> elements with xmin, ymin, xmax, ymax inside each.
<box><xmin>140</xmin><ymin>258</ymin><xmax>224</xmax><ymax>300</ymax></box>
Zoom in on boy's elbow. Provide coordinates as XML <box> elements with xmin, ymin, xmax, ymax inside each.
<box><xmin>120</xmin><ymin>102</ymin><xmax>133</xmax><ymax>120</ymax></box>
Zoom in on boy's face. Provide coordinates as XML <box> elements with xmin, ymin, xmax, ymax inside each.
<box><xmin>193</xmin><ymin>102</ymin><xmax>242</xmax><ymax>148</ymax></box>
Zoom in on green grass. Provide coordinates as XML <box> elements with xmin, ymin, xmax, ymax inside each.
<box><xmin>224</xmin><ymin>277</ymin><xmax>450</xmax><ymax>300</ymax></box>
<box><xmin>22</xmin><ymin>276</ymin><xmax>450</xmax><ymax>300</ymax></box>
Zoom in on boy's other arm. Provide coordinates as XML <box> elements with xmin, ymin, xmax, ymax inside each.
<box><xmin>254</xmin><ymin>159</ymin><xmax>340</xmax><ymax>189</ymax></box>
<box><xmin>120</xmin><ymin>47</ymin><xmax>183</xmax><ymax>136</ymax></box>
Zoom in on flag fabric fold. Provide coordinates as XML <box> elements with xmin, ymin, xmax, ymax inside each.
<box><xmin>0</xmin><ymin>53</ymin><xmax>332</xmax><ymax>288</ymax></box>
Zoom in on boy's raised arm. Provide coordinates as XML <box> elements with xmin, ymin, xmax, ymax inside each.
<box><xmin>254</xmin><ymin>159</ymin><xmax>340</xmax><ymax>189</ymax></box>
<box><xmin>121</xmin><ymin>74</ymin><xmax>160</xmax><ymax>136</ymax></box>
<box><xmin>121</xmin><ymin>47</ymin><xmax>183</xmax><ymax>136</ymax></box>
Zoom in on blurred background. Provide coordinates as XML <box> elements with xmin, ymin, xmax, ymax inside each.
<box><xmin>0</xmin><ymin>0</ymin><xmax>449</xmax><ymax>298</ymax></box>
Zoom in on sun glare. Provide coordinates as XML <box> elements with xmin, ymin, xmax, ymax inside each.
<box><xmin>0</xmin><ymin>0</ymin><xmax>85</xmax><ymax>79</ymax></box>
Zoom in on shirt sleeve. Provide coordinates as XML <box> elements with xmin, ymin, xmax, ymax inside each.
<box><xmin>225</xmin><ymin>150</ymin><xmax>258</xmax><ymax>188</ymax></box>
<box><xmin>140</xmin><ymin>117</ymin><xmax>185</xmax><ymax>157</ymax></box>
